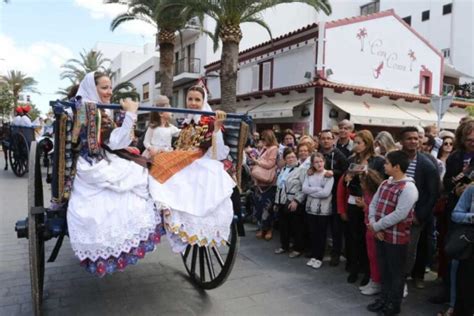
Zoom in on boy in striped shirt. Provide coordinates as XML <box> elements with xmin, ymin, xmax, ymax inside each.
<box><xmin>367</xmin><ymin>151</ymin><xmax>419</xmax><ymax>316</ymax></box>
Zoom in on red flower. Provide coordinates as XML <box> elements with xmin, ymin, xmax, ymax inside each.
<box><xmin>199</xmin><ymin>115</ymin><xmax>215</xmax><ymax>126</ymax></box>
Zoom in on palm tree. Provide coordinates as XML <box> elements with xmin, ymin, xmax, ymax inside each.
<box><xmin>108</xmin><ymin>0</ymin><xmax>195</xmax><ymax>99</ymax></box>
<box><xmin>111</xmin><ymin>81</ymin><xmax>140</xmax><ymax>103</ymax></box>
<box><xmin>169</xmin><ymin>0</ymin><xmax>331</xmax><ymax>112</ymax></box>
<box><xmin>0</xmin><ymin>70</ymin><xmax>39</xmax><ymax>106</ymax></box>
<box><xmin>60</xmin><ymin>49</ymin><xmax>111</xmax><ymax>84</ymax></box>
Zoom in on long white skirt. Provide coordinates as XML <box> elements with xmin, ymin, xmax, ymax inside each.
<box><xmin>68</xmin><ymin>154</ymin><xmax>160</xmax><ymax>262</ymax></box>
<box><xmin>149</xmin><ymin>156</ymin><xmax>235</xmax><ymax>252</ymax></box>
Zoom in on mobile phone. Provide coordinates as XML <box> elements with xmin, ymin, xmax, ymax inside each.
<box><xmin>348</xmin><ymin>163</ymin><xmax>367</xmax><ymax>173</ymax></box>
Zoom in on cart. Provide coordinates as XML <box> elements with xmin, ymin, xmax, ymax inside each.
<box><xmin>14</xmin><ymin>100</ymin><xmax>251</xmax><ymax>315</ymax></box>
<box><xmin>4</xmin><ymin>125</ymin><xmax>36</xmax><ymax>177</ymax></box>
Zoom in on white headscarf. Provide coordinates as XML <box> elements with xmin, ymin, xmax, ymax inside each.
<box><xmin>76</xmin><ymin>72</ymin><xmax>101</xmax><ymax>103</ymax></box>
<box><xmin>183</xmin><ymin>86</ymin><xmax>213</xmax><ymax>124</ymax></box>
<box><xmin>76</xmin><ymin>71</ymin><xmax>113</xmax><ymax>116</ymax></box>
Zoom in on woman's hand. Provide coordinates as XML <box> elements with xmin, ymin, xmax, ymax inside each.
<box><xmin>355</xmin><ymin>196</ymin><xmax>366</xmax><ymax>208</ymax></box>
<box><xmin>455</xmin><ymin>183</ymin><xmax>468</xmax><ymax>197</ymax></box>
<box><xmin>214</xmin><ymin>110</ymin><xmax>226</xmax><ymax>131</ymax></box>
<box><xmin>340</xmin><ymin>213</ymin><xmax>348</xmax><ymax>221</ymax></box>
<box><xmin>149</xmin><ymin>148</ymin><xmax>159</xmax><ymax>157</ymax></box>
<box><xmin>120</xmin><ymin>98</ymin><xmax>139</xmax><ymax>113</ymax></box>
<box><xmin>344</xmin><ymin>173</ymin><xmax>353</xmax><ymax>183</ymax></box>
<box><xmin>324</xmin><ymin>170</ymin><xmax>334</xmax><ymax>178</ymax></box>
<box><xmin>288</xmin><ymin>200</ymin><xmax>298</xmax><ymax>212</ymax></box>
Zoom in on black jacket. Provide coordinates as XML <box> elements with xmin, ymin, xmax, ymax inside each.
<box><xmin>321</xmin><ymin>147</ymin><xmax>349</xmax><ymax>194</ymax></box>
<box><xmin>413</xmin><ymin>152</ymin><xmax>439</xmax><ymax>222</ymax></box>
<box><xmin>443</xmin><ymin>150</ymin><xmax>474</xmax><ymax>212</ymax></box>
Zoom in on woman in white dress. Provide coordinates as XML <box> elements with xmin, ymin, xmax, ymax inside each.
<box><xmin>67</xmin><ymin>72</ymin><xmax>162</xmax><ymax>277</ymax></box>
<box><xmin>148</xmin><ymin>85</ymin><xmax>236</xmax><ymax>252</ymax></box>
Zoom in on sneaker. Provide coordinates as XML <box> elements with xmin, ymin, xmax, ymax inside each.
<box><xmin>403</xmin><ymin>283</ymin><xmax>408</xmax><ymax>298</ymax></box>
<box><xmin>361</xmin><ymin>282</ymin><xmax>381</xmax><ymax>296</ymax></box>
<box><xmin>359</xmin><ymin>279</ymin><xmax>373</xmax><ymax>291</ymax></box>
<box><xmin>306</xmin><ymin>258</ymin><xmax>317</xmax><ymax>267</ymax></box>
<box><xmin>312</xmin><ymin>260</ymin><xmax>323</xmax><ymax>269</ymax></box>
<box><xmin>360</xmin><ymin>274</ymin><xmax>370</xmax><ymax>287</ymax></box>
<box><xmin>289</xmin><ymin>251</ymin><xmax>302</xmax><ymax>258</ymax></box>
<box><xmin>274</xmin><ymin>247</ymin><xmax>287</xmax><ymax>254</ymax></box>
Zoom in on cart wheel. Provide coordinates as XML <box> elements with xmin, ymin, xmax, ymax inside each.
<box><xmin>9</xmin><ymin>132</ymin><xmax>29</xmax><ymax>177</ymax></box>
<box><xmin>27</xmin><ymin>142</ymin><xmax>45</xmax><ymax>316</ymax></box>
<box><xmin>181</xmin><ymin>222</ymin><xmax>238</xmax><ymax>290</ymax></box>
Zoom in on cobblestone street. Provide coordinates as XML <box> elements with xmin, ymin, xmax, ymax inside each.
<box><xmin>0</xmin><ymin>155</ymin><xmax>442</xmax><ymax>315</ymax></box>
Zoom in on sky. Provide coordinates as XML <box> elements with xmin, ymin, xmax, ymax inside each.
<box><xmin>0</xmin><ymin>0</ymin><xmax>156</xmax><ymax>114</ymax></box>
<box><xmin>0</xmin><ymin>0</ymin><xmax>330</xmax><ymax>115</ymax></box>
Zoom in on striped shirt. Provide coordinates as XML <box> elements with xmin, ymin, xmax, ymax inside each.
<box><xmin>406</xmin><ymin>155</ymin><xmax>417</xmax><ymax>179</ymax></box>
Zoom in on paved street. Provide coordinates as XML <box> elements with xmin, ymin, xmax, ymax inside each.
<box><xmin>0</xmin><ymin>154</ymin><xmax>441</xmax><ymax>316</ymax></box>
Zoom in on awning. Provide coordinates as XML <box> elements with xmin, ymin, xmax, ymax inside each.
<box><xmin>326</xmin><ymin>97</ymin><xmax>420</xmax><ymax>127</ymax></box>
<box><xmin>396</xmin><ymin>102</ymin><xmax>464</xmax><ymax>130</ymax></box>
<box><xmin>247</xmin><ymin>99</ymin><xmax>311</xmax><ymax>119</ymax></box>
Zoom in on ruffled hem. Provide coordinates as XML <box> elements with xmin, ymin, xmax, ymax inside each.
<box><xmin>162</xmin><ymin>207</ymin><xmax>231</xmax><ymax>250</ymax></box>
<box><xmin>80</xmin><ymin>224</ymin><xmax>165</xmax><ymax>277</ymax></box>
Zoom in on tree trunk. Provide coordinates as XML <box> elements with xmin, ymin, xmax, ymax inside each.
<box><xmin>158</xmin><ymin>30</ymin><xmax>176</xmax><ymax>101</ymax></box>
<box><xmin>220</xmin><ymin>40</ymin><xmax>239</xmax><ymax>113</ymax></box>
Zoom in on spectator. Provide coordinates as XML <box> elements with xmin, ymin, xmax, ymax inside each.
<box><xmin>296</xmin><ymin>142</ymin><xmax>313</xmax><ymax>168</ymax></box>
<box><xmin>357</xmin><ymin>169</ymin><xmax>384</xmax><ymax>296</ymax></box>
<box><xmin>374</xmin><ymin>131</ymin><xmax>398</xmax><ymax>156</ymax></box>
<box><xmin>433</xmin><ymin>120</ymin><xmax>474</xmax><ymax>313</ymax></box>
<box><xmin>339</xmin><ymin>130</ymin><xmax>385</xmax><ymax>286</ymax></box>
<box><xmin>251</xmin><ymin>129</ymin><xmax>279</xmax><ymax>241</ymax></box>
<box><xmin>279</xmin><ymin>129</ymin><xmax>296</xmax><ymax>157</ymax></box>
<box><xmin>367</xmin><ymin>150</ymin><xmax>419</xmax><ymax>316</ymax></box>
<box><xmin>274</xmin><ymin>148</ymin><xmax>305</xmax><ymax>258</ymax></box>
<box><xmin>450</xmin><ymin>185</ymin><xmax>474</xmax><ymax>316</ymax></box>
<box><xmin>302</xmin><ymin>152</ymin><xmax>334</xmax><ymax>269</ymax></box>
<box><xmin>336</xmin><ymin>119</ymin><xmax>354</xmax><ymax>158</ymax></box>
<box><xmin>318</xmin><ymin>129</ymin><xmax>349</xmax><ymax>266</ymax></box>
<box><xmin>399</xmin><ymin>126</ymin><xmax>439</xmax><ymax>294</ymax></box>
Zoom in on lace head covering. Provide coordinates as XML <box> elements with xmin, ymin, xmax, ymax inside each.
<box><xmin>76</xmin><ymin>72</ymin><xmax>102</xmax><ymax>103</ymax></box>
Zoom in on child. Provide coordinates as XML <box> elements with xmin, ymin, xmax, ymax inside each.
<box><xmin>302</xmin><ymin>152</ymin><xmax>334</xmax><ymax>269</ymax></box>
<box><xmin>142</xmin><ymin>95</ymin><xmax>180</xmax><ymax>158</ymax></box>
<box><xmin>356</xmin><ymin>170</ymin><xmax>384</xmax><ymax>296</ymax></box>
<box><xmin>367</xmin><ymin>150</ymin><xmax>419</xmax><ymax>316</ymax></box>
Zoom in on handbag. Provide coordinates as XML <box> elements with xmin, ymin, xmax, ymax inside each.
<box><xmin>251</xmin><ymin>164</ymin><xmax>276</xmax><ymax>185</ymax></box>
<box><xmin>444</xmin><ymin>223</ymin><xmax>474</xmax><ymax>260</ymax></box>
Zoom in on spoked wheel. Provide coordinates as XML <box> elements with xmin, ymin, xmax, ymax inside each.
<box><xmin>9</xmin><ymin>132</ymin><xmax>29</xmax><ymax>177</ymax></box>
<box><xmin>181</xmin><ymin>222</ymin><xmax>238</xmax><ymax>290</ymax></box>
<box><xmin>27</xmin><ymin>142</ymin><xmax>45</xmax><ymax>316</ymax></box>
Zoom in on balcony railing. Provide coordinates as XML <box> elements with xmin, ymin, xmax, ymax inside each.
<box><xmin>174</xmin><ymin>57</ymin><xmax>201</xmax><ymax>76</ymax></box>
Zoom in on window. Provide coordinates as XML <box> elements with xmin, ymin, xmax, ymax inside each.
<box><xmin>419</xmin><ymin>67</ymin><xmax>433</xmax><ymax>95</ymax></box>
<box><xmin>402</xmin><ymin>16</ymin><xmax>412</xmax><ymax>26</ymax></box>
<box><xmin>443</xmin><ymin>3</ymin><xmax>452</xmax><ymax>15</ymax></box>
<box><xmin>261</xmin><ymin>61</ymin><xmax>272</xmax><ymax>90</ymax></box>
<box><xmin>142</xmin><ymin>83</ymin><xmax>150</xmax><ymax>101</ymax></box>
<box><xmin>442</xmin><ymin>48</ymin><xmax>451</xmax><ymax>58</ymax></box>
<box><xmin>360</xmin><ymin>1</ymin><xmax>380</xmax><ymax>16</ymax></box>
<box><xmin>422</xmin><ymin>10</ymin><xmax>430</xmax><ymax>21</ymax></box>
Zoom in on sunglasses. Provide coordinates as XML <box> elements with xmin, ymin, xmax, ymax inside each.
<box><xmin>443</xmin><ymin>142</ymin><xmax>453</xmax><ymax>146</ymax></box>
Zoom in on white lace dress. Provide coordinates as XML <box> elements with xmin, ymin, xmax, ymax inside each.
<box><xmin>67</xmin><ymin>112</ymin><xmax>162</xmax><ymax>277</ymax></box>
<box><xmin>148</xmin><ymin>128</ymin><xmax>236</xmax><ymax>252</ymax></box>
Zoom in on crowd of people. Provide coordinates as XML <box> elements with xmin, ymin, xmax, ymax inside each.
<box><xmin>244</xmin><ymin>119</ymin><xmax>474</xmax><ymax>316</ymax></box>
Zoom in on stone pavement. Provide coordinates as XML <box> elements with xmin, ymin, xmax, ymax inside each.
<box><xmin>0</xmin><ymin>154</ymin><xmax>443</xmax><ymax>315</ymax></box>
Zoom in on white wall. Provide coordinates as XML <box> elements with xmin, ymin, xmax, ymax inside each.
<box><xmin>324</xmin><ymin>14</ymin><xmax>443</xmax><ymax>94</ymax></box>
<box><xmin>451</xmin><ymin>0</ymin><xmax>474</xmax><ymax>80</ymax></box>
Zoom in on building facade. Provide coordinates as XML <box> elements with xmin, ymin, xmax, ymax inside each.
<box><xmin>205</xmin><ymin>10</ymin><xmax>472</xmax><ymax>135</ymax></box>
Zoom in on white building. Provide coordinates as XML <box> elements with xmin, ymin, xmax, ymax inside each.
<box><xmin>205</xmin><ymin>10</ymin><xmax>471</xmax><ymax>135</ymax></box>
<box><xmin>155</xmin><ymin>17</ymin><xmax>221</xmax><ymax>108</ymax></box>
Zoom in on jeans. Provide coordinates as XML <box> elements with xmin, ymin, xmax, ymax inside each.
<box><xmin>330</xmin><ymin>199</ymin><xmax>343</xmax><ymax>257</ymax></box>
<box><xmin>377</xmin><ymin>240</ymin><xmax>408</xmax><ymax>309</ymax></box>
<box><xmin>405</xmin><ymin>223</ymin><xmax>423</xmax><ymax>276</ymax></box>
